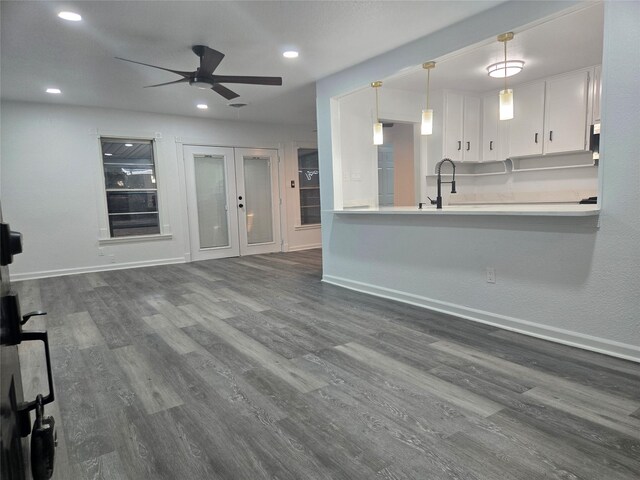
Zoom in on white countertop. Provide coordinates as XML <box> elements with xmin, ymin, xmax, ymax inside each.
<box><xmin>333</xmin><ymin>204</ymin><xmax>600</xmax><ymax>217</ymax></box>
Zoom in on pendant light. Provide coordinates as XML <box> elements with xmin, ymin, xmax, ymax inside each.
<box><xmin>371</xmin><ymin>81</ymin><xmax>383</xmax><ymax>145</ymax></box>
<box><xmin>421</xmin><ymin>62</ymin><xmax>436</xmax><ymax>135</ymax></box>
<box><xmin>497</xmin><ymin>32</ymin><xmax>515</xmax><ymax>121</ymax></box>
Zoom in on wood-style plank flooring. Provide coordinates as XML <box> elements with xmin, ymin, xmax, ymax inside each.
<box><xmin>16</xmin><ymin>249</ymin><xmax>640</xmax><ymax>479</ymax></box>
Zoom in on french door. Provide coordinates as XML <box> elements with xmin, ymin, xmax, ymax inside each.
<box><xmin>183</xmin><ymin>145</ymin><xmax>281</xmax><ymax>261</ymax></box>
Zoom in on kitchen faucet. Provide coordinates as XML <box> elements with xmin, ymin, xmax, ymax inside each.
<box><xmin>418</xmin><ymin>158</ymin><xmax>457</xmax><ymax>210</ymax></box>
<box><xmin>435</xmin><ymin>158</ymin><xmax>457</xmax><ymax>208</ymax></box>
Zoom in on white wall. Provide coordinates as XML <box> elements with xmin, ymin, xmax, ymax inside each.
<box><xmin>317</xmin><ymin>0</ymin><xmax>640</xmax><ymax>361</ymax></box>
<box><xmin>0</xmin><ymin>101</ymin><xmax>319</xmax><ymax>279</ymax></box>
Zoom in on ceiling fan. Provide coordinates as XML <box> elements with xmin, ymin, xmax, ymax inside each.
<box><xmin>116</xmin><ymin>45</ymin><xmax>282</xmax><ymax>100</ymax></box>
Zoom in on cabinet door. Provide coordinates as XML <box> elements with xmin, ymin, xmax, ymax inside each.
<box><xmin>463</xmin><ymin>96</ymin><xmax>481</xmax><ymax>162</ymax></box>
<box><xmin>544</xmin><ymin>71</ymin><xmax>590</xmax><ymax>155</ymax></box>
<box><xmin>509</xmin><ymin>81</ymin><xmax>545</xmax><ymax>158</ymax></box>
<box><xmin>442</xmin><ymin>92</ymin><xmax>463</xmax><ymax>162</ymax></box>
<box><xmin>592</xmin><ymin>65</ymin><xmax>601</xmax><ymax>123</ymax></box>
<box><xmin>482</xmin><ymin>94</ymin><xmax>499</xmax><ymax>162</ymax></box>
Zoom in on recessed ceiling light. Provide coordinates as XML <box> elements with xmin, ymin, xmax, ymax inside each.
<box><xmin>58</xmin><ymin>11</ymin><xmax>82</xmax><ymax>22</ymax></box>
<box><xmin>283</xmin><ymin>50</ymin><xmax>299</xmax><ymax>59</ymax></box>
<box><xmin>104</xmin><ymin>153</ymin><xmax>113</xmax><ymax>156</ymax></box>
<box><xmin>124</xmin><ymin>143</ymin><xmax>133</xmax><ymax>147</ymax></box>
<box><xmin>197</xmin><ymin>104</ymin><xmax>208</xmax><ymax>110</ymax></box>
<box><xmin>46</xmin><ymin>88</ymin><xmax>61</xmax><ymax>94</ymax></box>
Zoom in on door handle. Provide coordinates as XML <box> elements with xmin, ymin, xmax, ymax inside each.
<box><xmin>457</xmin><ymin>141</ymin><xmax>461</xmax><ymax>151</ymax></box>
<box><xmin>238</xmin><ymin>204</ymin><xmax>244</xmax><ymax>208</ymax></box>
<box><xmin>466</xmin><ymin>142</ymin><xmax>470</xmax><ymax>151</ymax></box>
<box><xmin>535</xmin><ymin>133</ymin><xmax>539</xmax><ymax>144</ymax></box>
<box><xmin>18</xmin><ymin>330</ymin><xmax>55</xmax><ymax>415</ymax></box>
<box><xmin>489</xmin><ymin>141</ymin><xmax>493</xmax><ymax>151</ymax></box>
<box><xmin>549</xmin><ymin>130</ymin><xmax>553</xmax><ymax>142</ymax></box>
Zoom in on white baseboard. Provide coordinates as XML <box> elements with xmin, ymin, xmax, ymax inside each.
<box><xmin>11</xmin><ymin>257</ymin><xmax>186</xmax><ymax>282</ymax></box>
<box><xmin>287</xmin><ymin>243</ymin><xmax>322</xmax><ymax>252</ymax></box>
<box><xmin>322</xmin><ymin>274</ymin><xmax>640</xmax><ymax>363</ymax></box>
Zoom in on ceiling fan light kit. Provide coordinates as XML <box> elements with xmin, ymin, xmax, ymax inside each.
<box><xmin>116</xmin><ymin>45</ymin><xmax>283</xmax><ymax>101</ymax></box>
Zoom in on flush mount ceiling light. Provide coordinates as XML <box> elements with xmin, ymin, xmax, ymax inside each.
<box><xmin>196</xmin><ymin>104</ymin><xmax>208</xmax><ymax>109</ymax></box>
<box><xmin>283</xmin><ymin>50</ymin><xmax>299</xmax><ymax>59</ymax></box>
<box><xmin>371</xmin><ymin>81</ymin><xmax>383</xmax><ymax>146</ymax></box>
<box><xmin>496</xmin><ymin>32</ymin><xmax>515</xmax><ymax>121</ymax></box>
<box><xmin>228</xmin><ymin>103</ymin><xmax>247</xmax><ymax>108</ymax></box>
<box><xmin>487</xmin><ymin>60</ymin><xmax>524</xmax><ymax>78</ymax></box>
<box><xmin>45</xmin><ymin>88</ymin><xmax>61</xmax><ymax>94</ymax></box>
<box><xmin>421</xmin><ymin>61</ymin><xmax>436</xmax><ymax>136</ymax></box>
<box><xmin>58</xmin><ymin>11</ymin><xmax>82</xmax><ymax>22</ymax></box>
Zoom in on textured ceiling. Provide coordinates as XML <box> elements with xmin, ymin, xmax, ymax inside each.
<box><xmin>383</xmin><ymin>3</ymin><xmax>604</xmax><ymax>95</ymax></box>
<box><xmin>1</xmin><ymin>0</ymin><xmax>506</xmax><ymax>127</ymax></box>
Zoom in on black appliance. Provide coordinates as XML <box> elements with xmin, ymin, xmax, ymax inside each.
<box><xmin>1</xmin><ymin>206</ymin><xmax>56</xmax><ymax>480</ymax></box>
<box><xmin>589</xmin><ymin>122</ymin><xmax>600</xmax><ymax>158</ymax></box>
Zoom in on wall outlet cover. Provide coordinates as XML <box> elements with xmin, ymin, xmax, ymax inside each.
<box><xmin>486</xmin><ymin>267</ymin><xmax>496</xmax><ymax>283</ymax></box>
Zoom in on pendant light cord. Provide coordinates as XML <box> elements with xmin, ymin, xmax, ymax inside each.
<box><xmin>426</xmin><ymin>68</ymin><xmax>431</xmax><ymax>109</ymax></box>
<box><xmin>375</xmin><ymin>86</ymin><xmax>380</xmax><ymax>122</ymax></box>
<box><xmin>504</xmin><ymin>40</ymin><xmax>508</xmax><ymax>91</ymax></box>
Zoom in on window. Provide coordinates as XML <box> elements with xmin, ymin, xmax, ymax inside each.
<box><xmin>100</xmin><ymin>138</ymin><xmax>160</xmax><ymax>237</ymax></box>
<box><xmin>297</xmin><ymin>148</ymin><xmax>320</xmax><ymax>225</ymax></box>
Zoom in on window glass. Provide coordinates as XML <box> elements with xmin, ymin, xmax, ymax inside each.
<box><xmin>101</xmin><ymin>138</ymin><xmax>160</xmax><ymax>237</ymax></box>
<box><xmin>297</xmin><ymin>148</ymin><xmax>321</xmax><ymax>225</ymax></box>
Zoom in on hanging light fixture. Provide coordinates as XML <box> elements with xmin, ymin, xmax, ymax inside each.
<box><xmin>421</xmin><ymin>62</ymin><xmax>436</xmax><ymax>135</ymax></box>
<box><xmin>497</xmin><ymin>32</ymin><xmax>515</xmax><ymax>121</ymax></box>
<box><xmin>371</xmin><ymin>81</ymin><xmax>383</xmax><ymax>145</ymax></box>
<box><xmin>487</xmin><ymin>60</ymin><xmax>524</xmax><ymax>78</ymax></box>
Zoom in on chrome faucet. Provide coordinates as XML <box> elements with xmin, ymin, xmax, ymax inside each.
<box><xmin>435</xmin><ymin>158</ymin><xmax>456</xmax><ymax>209</ymax></box>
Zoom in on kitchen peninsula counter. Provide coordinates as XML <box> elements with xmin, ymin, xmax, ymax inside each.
<box><xmin>333</xmin><ymin>204</ymin><xmax>600</xmax><ymax>217</ymax></box>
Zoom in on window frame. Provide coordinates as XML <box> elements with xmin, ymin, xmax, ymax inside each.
<box><xmin>95</xmin><ymin>132</ymin><xmax>172</xmax><ymax>243</ymax></box>
<box><xmin>296</xmin><ymin>146</ymin><xmax>321</xmax><ymax>228</ymax></box>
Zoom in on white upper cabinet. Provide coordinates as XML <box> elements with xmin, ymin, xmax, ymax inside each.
<box><xmin>592</xmin><ymin>65</ymin><xmax>602</xmax><ymax>123</ymax></box>
<box><xmin>443</xmin><ymin>92</ymin><xmax>481</xmax><ymax>162</ymax></box>
<box><xmin>509</xmin><ymin>81</ymin><xmax>546</xmax><ymax>158</ymax></box>
<box><xmin>544</xmin><ymin>70</ymin><xmax>590</xmax><ymax>155</ymax></box>
<box><xmin>507</xmin><ymin>68</ymin><xmax>592</xmax><ymax>159</ymax></box>
<box><xmin>482</xmin><ymin>94</ymin><xmax>509</xmax><ymax>162</ymax></box>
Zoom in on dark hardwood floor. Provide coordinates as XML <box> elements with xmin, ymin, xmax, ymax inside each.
<box><xmin>16</xmin><ymin>249</ymin><xmax>640</xmax><ymax>479</ymax></box>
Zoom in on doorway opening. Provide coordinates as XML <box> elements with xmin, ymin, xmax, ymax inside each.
<box><xmin>377</xmin><ymin>122</ymin><xmax>417</xmax><ymax>207</ymax></box>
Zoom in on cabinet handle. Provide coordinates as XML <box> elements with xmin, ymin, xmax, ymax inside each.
<box><xmin>489</xmin><ymin>141</ymin><xmax>493</xmax><ymax>151</ymax></box>
<box><xmin>466</xmin><ymin>142</ymin><xmax>470</xmax><ymax>151</ymax></box>
<box><xmin>535</xmin><ymin>133</ymin><xmax>539</xmax><ymax>144</ymax></box>
<box><xmin>457</xmin><ymin>141</ymin><xmax>461</xmax><ymax>151</ymax></box>
<box><xmin>549</xmin><ymin>130</ymin><xmax>553</xmax><ymax>142</ymax></box>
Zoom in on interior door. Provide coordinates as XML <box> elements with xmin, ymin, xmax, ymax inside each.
<box><xmin>234</xmin><ymin>148</ymin><xmax>281</xmax><ymax>256</ymax></box>
<box><xmin>183</xmin><ymin>146</ymin><xmax>240</xmax><ymax>261</ymax></box>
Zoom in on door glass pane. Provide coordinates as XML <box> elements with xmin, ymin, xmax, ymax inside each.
<box><xmin>243</xmin><ymin>156</ymin><xmax>273</xmax><ymax>244</ymax></box>
<box><xmin>194</xmin><ymin>155</ymin><xmax>229</xmax><ymax>249</ymax></box>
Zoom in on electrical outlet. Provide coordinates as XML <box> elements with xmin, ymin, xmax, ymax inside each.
<box><xmin>98</xmin><ymin>247</ymin><xmax>105</xmax><ymax>256</ymax></box>
<box><xmin>486</xmin><ymin>267</ymin><xmax>496</xmax><ymax>284</ymax></box>
<box><xmin>108</xmin><ymin>254</ymin><xmax>116</xmax><ymax>264</ymax></box>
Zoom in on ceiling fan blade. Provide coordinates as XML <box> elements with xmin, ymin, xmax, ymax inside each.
<box><xmin>193</xmin><ymin>45</ymin><xmax>225</xmax><ymax>76</ymax></box>
<box><xmin>115</xmin><ymin>57</ymin><xmax>193</xmax><ymax>78</ymax></box>
<box><xmin>143</xmin><ymin>78</ymin><xmax>190</xmax><ymax>88</ymax></box>
<box><xmin>212</xmin><ymin>75</ymin><xmax>282</xmax><ymax>86</ymax></box>
<box><xmin>211</xmin><ymin>84</ymin><xmax>240</xmax><ymax>100</ymax></box>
